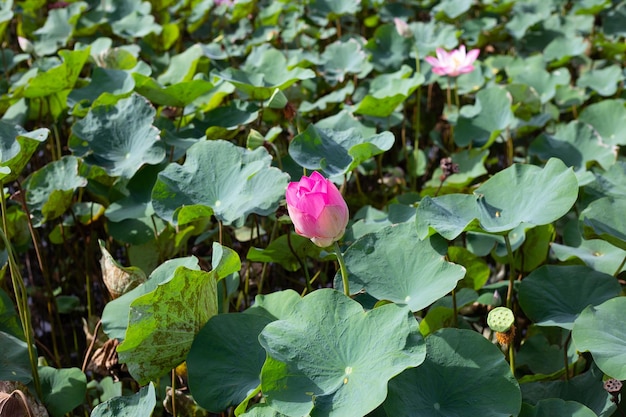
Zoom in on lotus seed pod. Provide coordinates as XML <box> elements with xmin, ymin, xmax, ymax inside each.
<box><xmin>487</xmin><ymin>307</ymin><xmax>515</xmax><ymax>333</ymax></box>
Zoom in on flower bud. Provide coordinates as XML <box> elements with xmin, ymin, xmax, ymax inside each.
<box><xmin>285</xmin><ymin>171</ymin><xmax>349</xmax><ymax>248</ymax></box>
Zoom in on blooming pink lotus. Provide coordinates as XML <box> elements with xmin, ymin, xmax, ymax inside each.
<box><xmin>285</xmin><ymin>171</ymin><xmax>349</xmax><ymax>248</ymax></box>
<box><xmin>425</xmin><ymin>45</ymin><xmax>480</xmax><ymax>77</ymax></box>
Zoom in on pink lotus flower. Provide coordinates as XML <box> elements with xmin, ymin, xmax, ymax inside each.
<box><xmin>285</xmin><ymin>171</ymin><xmax>349</xmax><ymax>248</ymax></box>
<box><xmin>425</xmin><ymin>45</ymin><xmax>480</xmax><ymax>77</ymax></box>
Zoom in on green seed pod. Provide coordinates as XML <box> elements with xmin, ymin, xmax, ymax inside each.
<box><xmin>487</xmin><ymin>307</ymin><xmax>515</xmax><ymax>333</ymax></box>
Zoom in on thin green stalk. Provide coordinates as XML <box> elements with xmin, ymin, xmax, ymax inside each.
<box><xmin>287</xmin><ymin>232</ymin><xmax>311</xmax><ymax>293</ymax></box>
<box><xmin>504</xmin><ymin>234</ymin><xmax>517</xmax><ymax>376</ymax></box>
<box><xmin>334</xmin><ymin>241</ymin><xmax>349</xmax><ymax>297</ymax></box>
<box><xmin>508</xmin><ymin>342</ymin><xmax>515</xmax><ymax>377</ymax></box>
<box><xmin>0</xmin><ymin>185</ymin><xmax>42</xmax><ymax>397</ymax></box>
<box><xmin>563</xmin><ymin>331</ymin><xmax>572</xmax><ymax>381</ymax></box>
<box><xmin>504</xmin><ymin>234</ymin><xmax>516</xmax><ymax>309</ymax></box>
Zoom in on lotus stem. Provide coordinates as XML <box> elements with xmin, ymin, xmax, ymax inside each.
<box><xmin>334</xmin><ymin>241</ymin><xmax>350</xmax><ymax>297</ymax></box>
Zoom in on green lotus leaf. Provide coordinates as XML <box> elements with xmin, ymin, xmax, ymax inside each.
<box><xmin>424</xmin><ymin>148</ymin><xmax>489</xmax><ymax>190</ymax></box>
<box><xmin>319</xmin><ymin>39</ymin><xmax>373</xmax><ymax>86</ymax></box>
<box><xmin>0</xmin><ymin>288</ymin><xmax>23</xmax><ymax>341</ymax></box>
<box><xmin>67</xmin><ymin>67</ymin><xmax>135</xmax><ymax>108</ymax></box>
<box><xmin>519</xmin><ymin>399</ymin><xmax>597</xmax><ymax>417</ymax></box>
<box><xmin>91</xmin><ymin>382</ymin><xmax>156</xmax><ymax>417</ymax></box>
<box><xmin>0</xmin><ymin>121</ymin><xmax>48</xmax><ymax>182</ymax></box>
<box><xmin>117</xmin><ymin>265</ymin><xmax>219</xmax><ymax>385</ymax></box>
<box><xmin>455</xmin><ymin>86</ymin><xmax>516</xmax><ymax>147</ymax></box>
<box><xmin>102</xmin><ymin>256</ymin><xmax>202</xmax><ymax>341</ymax></box>
<box><xmin>289</xmin><ymin>124</ymin><xmax>394</xmax><ymax>177</ymax></box>
<box><xmin>23</xmin><ymin>156</ymin><xmax>88</xmax><ymax>227</ymax></box>
<box><xmin>187</xmin><ymin>313</ymin><xmax>272</xmax><ymax>413</ymax></box>
<box><xmin>432</xmin><ymin>0</ymin><xmax>473</xmax><ymax>18</ymax></box>
<box><xmin>507</xmin><ymin>58</ymin><xmax>570</xmax><ymax>104</ymax></box>
<box><xmin>521</xmin><ymin>365</ymin><xmax>614</xmax><ymax>416</ymax></box>
<box><xmin>364</xmin><ymin>24</ymin><xmax>411</xmax><ymax>72</ymax></box>
<box><xmin>215</xmin><ymin>46</ymin><xmax>315</xmax><ymax>100</ymax></box>
<box><xmin>518</xmin><ymin>265</ymin><xmax>620</xmax><ymax>330</ymax></box>
<box><xmin>543</xmin><ymin>36</ymin><xmax>587</xmax><ymax>63</ymax></box>
<box><xmin>0</xmin><ymin>331</ymin><xmax>31</xmax><ymax>383</ymax></box>
<box><xmin>133</xmin><ymin>74</ymin><xmax>214</xmax><ymax>107</ymax></box>
<box><xmin>23</xmin><ymin>48</ymin><xmax>90</xmax><ymax>98</ymax></box>
<box><xmin>259</xmin><ymin>289</ymin><xmax>425</xmax><ymax>417</ymax></box>
<box><xmin>576</xmin><ymin>65</ymin><xmax>623</xmax><ymax>96</ymax></box>
<box><xmin>111</xmin><ymin>10</ymin><xmax>162</xmax><ymax>40</ymax></box>
<box><xmin>337</xmin><ymin>223</ymin><xmax>465</xmax><ymax>311</ymax></box>
<box><xmin>70</xmin><ymin>94</ymin><xmax>165</xmax><ymax>178</ymax></box>
<box><xmin>299</xmin><ymin>82</ymin><xmax>354</xmax><ymax>113</ymax></box>
<box><xmin>505</xmin><ymin>0</ymin><xmax>551</xmax><ymax>39</ymax></box>
<box><xmin>246</xmin><ymin>290</ymin><xmax>303</xmax><ymax>321</ymax></box>
<box><xmin>418</xmin><ymin>159</ymin><xmax>578</xmax><ymax>237</ymax></box>
<box><xmin>239</xmin><ymin>404</ymin><xmax>289</xmax><ymax>417</ymax></box>
<box><xmin>578</xmin><ymin>99</ymin><xmax>626</xmax><ymax>146</ymax></box>
<box><xmin>584</xmin><ymin>160</ymin><xmax>626</xmax><ymax>200</ymax></box>
<box><xmin>572</xmin><ymin>297</ymin><xmax>626</xmax><ymax>380</ymax></box>
<box><xmin>158</xmin><ymin>44</ymin><xmax>204</xmax><ymax>85</ymax></box>
<box><xmin>385</xmin><ymin>328</ymin><xmax>521</xmax><ymax>417</ymax></box>
<box><xmin>580</xmin><ymin>196</ymin><xmax>626</xmax><ymax>250</ymax></box>
<box><xmin>551</xmin><ymin>239</ymin><xmax>626</xmax><ymax>275</ymax></box>
<box><xmin>39</xmin><ymin>366</ymin><xmax>87</xmax><ymax>417</ymax></box>
<box><xmin>516</xmin><ymin>330</ymin><xmax>577</xmax><ymax>375</ymax></box>
<box><xmin>474</xmin><ymin>158</ymin><xmax>578</xmax><ymax>233</ymax></box>
<box><xmin>352</xmin><ymin>66</ymin><xmax>424</xmax><ymax>118</ymax></box>
<box><xmin>31</xmin><ymin>2</ymin><xmax>86</xmax><ymax>56</ymax></box>
<box><xmin>309</xmin><ymin>0</ymin><xmax>360</xmax><ymax>20</ymax></box>
<box><xmin>529</xmin><ymin>121</ymin><xmax>617</xmax><ymax>177</ymax></box>
<box><xmin>416</xmin><ymin>194</ymin><xmax>481</xmax><ymax>240</ymax></box>
<box><xmin>410</xmin><ymin>21</ymin><xmax>458</xmax><ymax>58</ymax></box>
<box><xmin>152</xmin><ymin>139</ymin><xmax>288</xmax><ymax>227</ymax></box>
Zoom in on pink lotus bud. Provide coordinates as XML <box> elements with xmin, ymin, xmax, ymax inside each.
<box><xmin>394</xmin><ymin>18</ymin><xmax>412</xmax><ymax>38</ymax></box>
<box><xmin>285</xmin><ymin>171</ymin><xmax>349</xmax><ymax>248</ymax></box>
<box><xmin>424</xmin><ymin>45</ymin><xmax>480</xmax><ymax>77</ymax></box>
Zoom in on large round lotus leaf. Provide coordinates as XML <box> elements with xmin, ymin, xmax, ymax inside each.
<box><xmin>102</xmin><ymin>256</ymin><xmax>202</xmax><ymax>341</ymax></box>
<box><xmin>23</xmin><ymin>48</ymin><xmax>90</xmax><ymax>96</ymax></box>
<box><xmin>246</xmin><ymin>289</ymin><xmax>302</xmax><ymax>321</ymax></box>
<box><xmin>23</xmin><ymin>156</ymin><xmax>88</xmax><ymax>226</ymax></box>
<box><xmin>352</xmin><ymin>66</ymin><xmax>424</xmax><ymax>118</ymax></box>
<box><xmin>0</xmin><ymin>331</ymin><xmax>32</xmax><ymax>383</ymax></box>
<box><xmin>384</xmin><ymin>328</ymin><xmax>521</xmax><ymax>417</ymax></box>
<box><xmin>475</xmin><ymin>158</ymin><xmax>578</xmax><ymax>233</ymax></box>
<box><xmin>39</xmin><ymin>366</ymin><xmax>87</xmax><ymax>417</ymax></box>
<box><xmin>518</xmin><ymin>265</ymin><xmax>620</xmax><ymax>330</ymax></box>
<box><xmin>364</xmin><ymin>24</ymin><xmax>411</xmax><ymax>72</ymax></box>
<box><xmin>258</xmin><ymin>289</ymin><xmax>425</xmax><ymax>417</ymax></box>
<box><xmin>214</xmin><ymin>46</ymin><xmax>315</xmax><ymax>100</ymax></box>
<box><xmin>521</xmin><ymin>365</ymin><xmax>614</xmax><ymax>416</ymax></box>
<box><xmin>416</xmin><ymin>194</ymin><xmax>481</xmax><ymax>240</ymax></box>
<box><xmin>577</xmin><ymin>65</ymin><xmax>623</xmax><ymax>97</ymax></box>
<box><xmin>318</xmin><ymin>39</ymin><xmax>373</xmax><ymax>86</ymax></box>
<box><xmin>152</xmin><ymin>139</ymin><xmax>289</xmax><ymax>227</ymax></box>
<box><xmin>519</xmin><ymin>398</ymin><xmax>597</xmax><ymax>417</ymax></box>
<box><xmin>68</xmin><ymin>67</ymin><xmax>135</xmax><ymax>107</ymax></box>
<box><xmin>133</xmin><ymin>74</ymin><xmax>214</xmax><ymax>107</ymax></box>
<box><xmin>187</xmin><ymin>313</ymin><xmax>272</xmax><ymax>413</ymax></box>
<box><xmin>289</xmin><ymin>124</ymin><xmax>394</xmax><ymax>177</ymax></box>
<box><xmin>455</xmin><ymin>86</ymin><xmax>516</xmax><ymax>147</ymax></box>
<box><xmin>529</xmin><ymin>121</ymin><xmax>617</xmax><ymax>174</ymax></box>
<box><xmin>410</xmin><ymin>21</ymin><xmax>458</xmax><ymax>58</ymax></box>
<box><xmin>551</xmin><ymin>239</ymin><xmax>626</xmax><ymax>275</ymax></box>
<box><xmin>240</xmin><ymin>404</ymin><xmax>289</xmax><ymax>417</ymax></box>
<box><xmin>70</xmin><ymin>94</ymin><xmax>165</xmax><ymax>178</ymax></box>
<box><xmin>117</xmin><ymin>265</ymin><xmax>220</xmax><ymax>385</ymax></box>
<box><xmin>336</xmin><ymin>222</ymin><xmax>466</xmax><ymax>312</ymax></box>
<box><xmin>572</xmin><ymin>297</ymin><xmax>626</xmax><ymax>380</ymax></box>
<box><xmin>91</xmin><ymin>382</ymin><xmax>155</xmax><ymax>417</ymax></box>
<box><xmin>578</xmin><ymin>99</ymin><xmax>626</xmax><ymax>146</ymax></box>
<box><xmin>579</xmin><ymin>196</ymin><xmax>626</xmax><ymax>250</ymax></box>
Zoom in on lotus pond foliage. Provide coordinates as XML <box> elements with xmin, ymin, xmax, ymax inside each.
<box><xmin>0</xmin><ymin>0</ymin><xmax>625</xmax><ymax>416</ymax></box>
